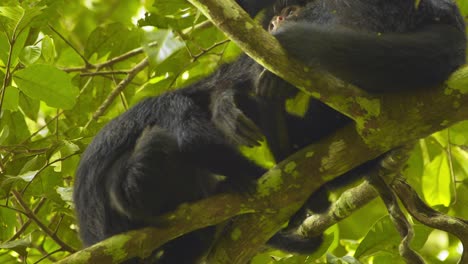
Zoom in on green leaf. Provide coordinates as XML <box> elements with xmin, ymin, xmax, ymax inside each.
<box><xmin>3</xmin><ymin>86</ymin><xmax>19</xmax><ymax>111</ymax></box>
<box><xmin>56</xmin><ymin>186</ymin><xmax>73</xmax><ymax>203</ymax></box>
<box><xmin>19</xmin><ymin>45</ymin><xmax>41</xmax><ymax>65</ymax></box>
<box><xmin>355</xmin><ymin>216</ymin><xmax>401</xmax><ymax>259</ymax></box>
<box><xmin>19</xmin><ymin>92</ymin><xmax>39</xmax><ymax>120</ymax></box>
<box><xmin>0</xmin><ymin>235</ymin><xmax>31</xmax><ymax>257</ymax></box>
<box><xmin>144</xmin><ymin>29</ymin><xmax>185</xmax><ymax>64</ymax></box>
<box><xmin>14</xmin><ymin>64</ymin><xmax>78</xmax><ymax>109</ymax></box>
<box><xmin>85</xmin><ymin>22</ymin><xmax>142</xmax><ymax>59</ymax></box>
<box><xmin>0</xmin><ymin>5</ymin><xmax>44</xmax><ymax>39</ymax></box>
<box><xmin>41</xmin><ymin>35</ymin><xmax>56</xmax><ymax>63</ymax></box>
<box><xmin>422</xmin><ymin>154</ymin><xmax>452</xmax><ymax>206</ymax></box>
<box><xmin>0</xmin><ymin>110</ymin><xmax>29</xmax><ymax>144</ymax></box>
<box><xmin>16</xmin><ymin>170</ymin><xmax>39</xmax><ymax>182</ymax></box>
<box><xmin>449</xmin><ymin>121</ymin><xmax>468</xmax><ymax>146</ymax></box>
<box><xmin>0</xmin><ymin>206</ymin><xmax>16</xmax><ymax>241</ymax></box>
<box><xmin>152</xmin><ymin>0</ymin><xmax>191</xmax><ymax>14</ymax></box>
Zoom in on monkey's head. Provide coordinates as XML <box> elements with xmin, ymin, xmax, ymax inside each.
<box><xmin>268</xmin><ymin>5</ymin><xmax>303</xmax><ymax>33</ymax></box>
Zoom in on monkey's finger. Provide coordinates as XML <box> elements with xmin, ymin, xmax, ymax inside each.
<box><xmin>236</xmin><ymin>115</ymin><xmax>263</xmax><ymax>147</ymax></box>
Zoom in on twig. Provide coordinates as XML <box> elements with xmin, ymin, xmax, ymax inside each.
<box><xmin>34</xmin><ymin>248</ymin><xmax>61</xmax><ymax>264</ymax></box>
<box><xmin>80</xmin><ymin>70</ymin><xmax>129</xmax><ymax>76</ymax></box>
<box><xmin>12</xmin><ymin>191</ymin><xmax>76</xmax><ymax>253</ymax></box>
<box><xmin>7</xmin><ymin>198</ymin><xmax>47</xmax><ymax>242</ymax></box>
<box><xmin>61</xmin><ymin>42</ymin><xmax>157</xmax><ymax>73</ymax></box>
<box><xmin>0</xmin><ymin>35</ymin><xmax>15</xmax><ymax>122</ymax></box>
<box><xmin>21</xmin><ymin>153</ymin><xmax>80</xmax><ymax>194</ymax></box>
<box><xmin>48</xmin><ymin>25</ymin><xmax>91</xmax><ymax>67</ymax></box>
<box><xmin>89</xmin><ymin>57</ymin><xmax>149</xmax><ymax>123</ymax></box>
<box><xmin>392</xmin><ymin>178</ymin><xmax>468</xmax><ymax>264</ymax></box>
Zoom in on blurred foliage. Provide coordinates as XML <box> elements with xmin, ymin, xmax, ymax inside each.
<box><xmin>0</xmin><ymin>0</ymin><xmax>467</xmax><ymax>263</ymax></box>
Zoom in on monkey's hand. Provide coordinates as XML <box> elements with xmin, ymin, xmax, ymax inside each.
<box><xmin>211</xmin><ymin>89</ymin><xmax>263</xmax><ymax>147</ymax></box>
<box><xmin>255</xmin><ymin>69</ymin><xmax>297</xmax><ymax>99</ymax></box>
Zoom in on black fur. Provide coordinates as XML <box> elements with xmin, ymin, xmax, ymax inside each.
<box><xmin>74</xmin><ymin>75</ymin><xmax>268</xmax><ymax>263</ymax></box>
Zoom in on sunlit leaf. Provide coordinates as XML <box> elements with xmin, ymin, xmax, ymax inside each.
<box><xmin>422</xmin><ymin>154</ymin><xmax>452</xmax><ymax>206</ymax></box>
<box><xmin>0</xmin><ymin>5</ymin><xmax>44</xmax><ymax>39</ymax></box>
<box><xmin>144</xmin><ymin>29</ymin><xmax>185</xmax><ymax>64</ymax></box>
<box><xmin>19</xmin><ymin>45</ymin><xmax>41</xmax><ymax>65</ymax></box>
<box><xmin>14</xmin><ymin>64</ymin><xmax>78</xmax><ymax>109</ymax></box>
<box><xmin>41</xmin><ymin>35</ymin><xmax>56</xmax><ymax>63</ymax></box>
<box><xmin>2</xmin><ymin>86</ymin><xmax>19</xmax><ymax>111</ymax></box>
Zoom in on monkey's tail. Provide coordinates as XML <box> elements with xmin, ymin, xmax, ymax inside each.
<box><xmin>267</xmin><ymin>231</ymin><xmax>323</xmax><ymax>254</ymax></box>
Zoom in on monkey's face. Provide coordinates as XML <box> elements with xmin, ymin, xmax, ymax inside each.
<box><xmin>268</xmin><ymin>5</ymin><xmax>303</xmax><ymax>33</ymax></box>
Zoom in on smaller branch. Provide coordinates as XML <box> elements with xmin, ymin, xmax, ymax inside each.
<box><xmin>191</xmin><ymin>39</ymin><xmax>230</xmax><ymax>60</ymax></box>
<box><xmin>298</xmin><ymin>181</ymin><xmax>378</xmax><ymax>238</ymax></box>
<box><xmin>33</xmin><ymin>248</ymin><xmax>61</xmax><ymax>264</ymax></box>
<box><xmin>7</xmin><ymin>198</ymin><xmax>47</xmax><ymax>242</ymax></box>
<box><xmin>11</xmin><ymin>191</ymin><xmax>76</xmax><ymax>253</ymax></box>
<box><xmin>298</xmin><ymin>145</ymin><xmax>415</xmax><ymax>238</ymax></box>
<box><xmin>0</xmin><ymin>203</ymin><xmax>27</xmax><ymax>215</ymax></box>
<box><xmin>79</xmin><ymin>70</ymin><xmax>129</xmax><ymax>77</ymax></box>
<box><xmin>392</xmin><ymin>178</ymin><xmax>468</xmax><ymax>264</ymax></box>
<box><xmin>48</xmin><ymin>25</ymin><xmax>91</xmax><ymax>67</ymax></box>
<box><xmin>61</xmin><ymin>42</ymin><xmax>157</xmax><ymax>73</ymax></box>
<box><xmin>369</xmin><ymin>171</ymin><xmax>424</xmax><ymax>264</ymax></box>
<box><xmin>89</xmin><ymin>57</ymin><xmax>149</xmax><ymax>123</ymax></box>
<box><xmin>21</xmin><ymin>153</ymin><xmax>79</xmax><ymax>194</ymax></box>
<box><xmin>181</xmin><ymin>20</ymin><xmax>212</xmax><ymax>36</ymax></box>
<box><xmin>0</xmin><ymin>36</ymin><xmax>16</xmax><ymax>119</ymax></box>
<box><xmin>94</xmin><ymin>45</ymin><xmax>151</xmax><ymax>69</ymax></box>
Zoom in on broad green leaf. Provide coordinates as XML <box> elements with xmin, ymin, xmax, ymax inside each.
<box><xmin>0</xmin><ymin>5</ymin><xmax>44</xmax><ymax>39</ymax></box>
<box><xmin>16</xmin><ymin>170</ymin><xmax>39</xmax><ymax>182</ymax></box>
<box><xmin>14</xmin><ymin>64</ymin><xmax>78</xmax><ymax>109</ymax></box>
<box><xmin>0</xmin><ymin>110</ymin><xmax>29</xmax><ymax>144</ymax></box>
<box><xmin>0</xmin><ymin>26</ymin><xmax>29</xmax><ymax>68</ymax></box>
<box><xmin>144</xmin><ymin>29</ymin><xmax>185</xmax><ymax>64</ymax></box>
<box><xmin>0</xmin><ymin>206</ymin><xmax>16</xmax><ymax>241</ymax></box>
<box><xmin>139</xmin><ymin>0</ymin><xmax>196</xmax><ymax>30</ymax></box>
<box><xmin>355</xmin><ymin>216</ymin><xmax>401</xmax><ymax>259</ymax></box>
<box><xmin>56</xmin><ymin>186</ymin><xmax>73</xmax><ymax>204</ymax></box>
<box><xmin>449</xmin><ymin>121</ymin><xmax>468</xmax><ymax>146</ymax></box>
<box><xmin>1</xmin><ymin>234</ymin><xmax>30</xmax><ymax>258</ymax></box>
<box><xmin>152</xmin><ymin>0</ymin><xmax>191</xmax><ymax>14</ymax></box>
<box><xmin>422</xmin><ymin>154</ymin><xmax>452</xmax><ymax>206</ymax></box>
<box><xmin>19</xmin><ymin>45</ymin><xmax>41</xmax><ymax>65</ymax></box>
<box><xmin>2</xmin><ymin>86</ymin><xmax>19</xmax><ymax>111</ymax></box>
<box><xmin>18</xmin><ymin>92</ymin><xmax>39</xmax><ymax>120</ymax></box>
<box><xmin>85</xmin><ymin>22</ymin><xmax>142</xmax><ymax>59</ymax></box>
<box><xmin>41</xmin><ymin>35</ymin><xmax>56</xmax><ymax>63</ymax></box>
<box><xmin>0</xmin><ymin>236</ymin><xmax>31</xmax><ymax>256</ymax></box>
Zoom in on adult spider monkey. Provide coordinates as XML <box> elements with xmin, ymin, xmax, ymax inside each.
<box><xmin>73</xmin><ymin>0</ymin><xmax>466</xmax><ymax>263</ymax></box>
<box><xmin>73</xmin><ymin>2</ymin><xmax>298</xmax><ymax>263</ymax></box>
<box><xmin>213</xmin><ymin>0</ymin><xmax>466</xmax><ymax>253</ymax></box>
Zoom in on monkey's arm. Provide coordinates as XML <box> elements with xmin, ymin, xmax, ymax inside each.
<box><xmin>272</xmin><ymin>23</ymin><xmax>466</xmax><ymax>92</ymax></box>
